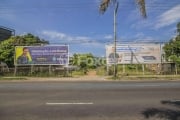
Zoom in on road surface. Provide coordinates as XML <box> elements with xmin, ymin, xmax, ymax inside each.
<box><xmin>0</xmin><ymin>81</ymin><xmax>180</xmax><ymax>120</ymax></box>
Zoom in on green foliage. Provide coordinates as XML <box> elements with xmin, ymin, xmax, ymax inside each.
<box><xmin>177</xmin><ymin>22</ymin><xmax>180</xmax><ymax>35</ymax></box>
<box><xmin>96</xmin><ymin>66</ymin><xmax>107</xmax><ymax>76</ymax></box>
<box><xmin>0</xmin><ymin>33</ymin><xmax>49</xmax><ymax>67</ymax></box>
<box><xmin>163</xmin><ymin>22</ymin><xmax>180</xmax><ymax>64</ymax></box>
<box><xmin>127</xmin><ymin>64</ymin><xmax>136</xmax><ymax>70</ymax></box>
<box><xmin>71</xmin><ymin>53</ymin><xmax>96</xmax><ymax>69</ymax></box>
<box><xmin>0</xmin><ymin>38</ymin><xmax>16</xmax><ymax>67</ymax></box>
<box><xmin>70</xmin><ymin>53</ymin><xmax>99</xmax><ymax>75</ymax></box>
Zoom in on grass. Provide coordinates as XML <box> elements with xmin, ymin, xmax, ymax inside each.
<box><xmin>0</xmin><ymin>66</ymin><xmax>180</xmax><ymax>81</ymax></box>
<box><xmin>108</xmin><ymin>74</ymin><xmax>180</xmax><ymax>81</ymax></box>
<box><xmin>72</xmin><ymin>70</ymin><xmax>85</xmax><ymax>76</ymax></box>
<box><xmin>0</xmin><ymin>74</ymin><xmax>180</xmax><ymax>81</ymax></box>
<box><xmin>0</xmin><ymin>77</ymin><xmax>27</xmax><ymax>80</ymax></box>
<box><xmin>96</xmin><ymin>66</ymin><xmax>107</xmax><ymax>76</ymax></box>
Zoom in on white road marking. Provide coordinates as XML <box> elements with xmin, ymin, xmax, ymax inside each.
<box><xmin>46</xmin><ymin>102</ymin><xmax>94</xmax><ymax>105</ymax></box>
<box><xmin>134</xmin><ymin>85</ymin><xmax>160</xmax><ymax>87</ymax></box>
<box><xmin>169</xmin><ymin>100</ymin><xmax>180</xmax><ymax>102</ymax></box>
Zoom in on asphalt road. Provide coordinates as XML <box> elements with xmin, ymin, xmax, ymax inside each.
<box><xmin>0</xmin><ymin>81</ymin><xmax>180</xmax><ymax>120</ymax></box>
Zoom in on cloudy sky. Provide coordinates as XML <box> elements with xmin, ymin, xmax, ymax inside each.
<box><xmin>0</xmin><ymin>0</ymin><xmax>180</xmax><ymax>56</ymax></box>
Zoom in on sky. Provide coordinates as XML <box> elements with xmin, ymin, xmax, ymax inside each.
<box><xmin>0</xmin><ymin>0</ymin><xmax>180</xmax><ymax>56</ymax></box>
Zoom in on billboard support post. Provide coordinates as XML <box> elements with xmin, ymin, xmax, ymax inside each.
<box><xmin>175</xmin><ymin>63</ymin><xmax>178</xmax><ymax>75</ymax></box>
<box><xmin>30</xmin><ymin>65</ymin><xmax>34</xmax><ymax>75</ymax></box>
<box><xmin>159</xmin><ymin>42</ymin><xmax>163</xmax><ymax>74</ymax></box>
<box><xmin>123</xmin><ymin>64</ymin><xmax>125</xmax><ymax>73</ymax></box>
<box><xmin>136</xmin><ymin>65</ymin><xmax>138</xmax><ymax>74</ymax></box>
<box><xmin>142</xmin><ymin>64</ymin><xmax>145</xmax><ymax>75</ymax></box>
<box><xmin>14</xmin><ymin>65</ymin><xmax>17</xmax><ymax>76</ymax></box>
<box><xmin>106</xmin><ymin>64</ymin><xmax>109</xmax><ymax>75</ymax></box>
<box><xmin>49</xmin><ymin>65</ymin><xmax>52</xmax><ymax>75</ymax></box>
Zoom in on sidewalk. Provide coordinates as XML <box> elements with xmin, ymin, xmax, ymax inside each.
<box><xmin>26</xmin><ymin>76</ymin><xmax>107</xmax><ymax>82</ymax></box>
<box><xmin>1</xmin><ymin>75</ymin><xmax>180</xmax><ymax>82</ymax></box>
<box><xmin>0</xmin><ymin>74</ymin><xmax>108</xmax><ymax>82</ymax></box>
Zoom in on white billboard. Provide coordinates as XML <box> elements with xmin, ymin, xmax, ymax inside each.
<box><xmin>106</xmin><ymin>43</ymin><xmax>163</xmax><ymax>64</ymax></box>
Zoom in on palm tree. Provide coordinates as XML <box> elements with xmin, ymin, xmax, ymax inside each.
<box><xmin>99</xmin><ymin>0</ymin><xmax>147</xmax><ymax>18</ymax></box>
<box><xmin>100</xmin><ymin>0</ymin><xmax>146</xmax><ymax>77</ymax></box>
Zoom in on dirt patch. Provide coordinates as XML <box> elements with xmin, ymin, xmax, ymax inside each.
<box><xmin>87</xmin><ymin>70</ymin><xmax>97</xmax><ymax>76</ymax></box>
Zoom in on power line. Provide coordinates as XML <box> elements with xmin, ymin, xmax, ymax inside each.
<box><xmin>0</xmin><ymin>6</ymin><xmax>178</xmax><ymax>15</ymax></box>
<box><xmin>0</xmin><ymin>1</ymin><xmax>179</xmax><ymax>9</ymax></box>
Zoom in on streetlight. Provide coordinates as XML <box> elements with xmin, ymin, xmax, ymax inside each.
<box><xmin>113</xmin><ymin>2</ymin><xmax>119</xmax><ymax>78</ymax></box>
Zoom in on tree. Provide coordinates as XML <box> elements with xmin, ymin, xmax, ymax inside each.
<box><xmin>0</xmin><ymin>33</ymin><xmax>49</xmax><ymax>67</ymax></box>
<box><xmin>71</xmin><ymin>53</ymin><xmax>96</xmax><ymax>68</ymax></box>
<box><xmin>163</xmin><ymin>22</ymin><xmax>180</xmax><ymax>64</ymax></box>
<box><xmin>99</xmin><ymin>0</ymin><xmax>147</xmax><ymax>18</ymax></box>
<box><xmin>99</xmin><ymin>0</ymin><xmax>147</xmax><ymax>77</ymax></box>
<box><xmin>177</xmin><ymin>22</ymin><xmax>180</xmax><ymax>35</ymax></box>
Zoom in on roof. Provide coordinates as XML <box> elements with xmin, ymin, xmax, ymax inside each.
<box><xmin>0</xmin><ymin>26</ymin><xmax>15</xmax><ymax>41</ymax></box>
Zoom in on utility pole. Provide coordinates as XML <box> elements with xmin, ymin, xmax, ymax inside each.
<box><xmin>113</xmin><ymin>2</ymin><xmax>119</xmax><ymax>78</ymax></box>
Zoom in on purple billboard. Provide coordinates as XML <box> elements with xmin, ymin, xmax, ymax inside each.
<box><xmin>15</xmin><ymin>45</ymin><xmax>69</xmax><ymax>65</ymax></box>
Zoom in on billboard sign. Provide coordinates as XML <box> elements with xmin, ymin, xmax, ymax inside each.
<box><xmin>15</xmin><ymin>45</ymin><xmax>69</xmax><ymax>65</ymax></box>
<box><xmin>106</xmin><ymin>44</ymin><xmax>163</xmax><ymax>64</ymax></box>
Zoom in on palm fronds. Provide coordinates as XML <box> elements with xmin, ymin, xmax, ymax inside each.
<box><xmin>99</xmin><ymin>0</ymin><xmax>114</xmax><ymax>14</ymax></box>
<box><xmin>99</xmin><ymin>0</ymin><xmax>147</xmax><ymax>18</ymax></box>
<box><xmin>136</xmin><ymin>0</ymin><xmax>147</xmax><ymax>18</ymax></box>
